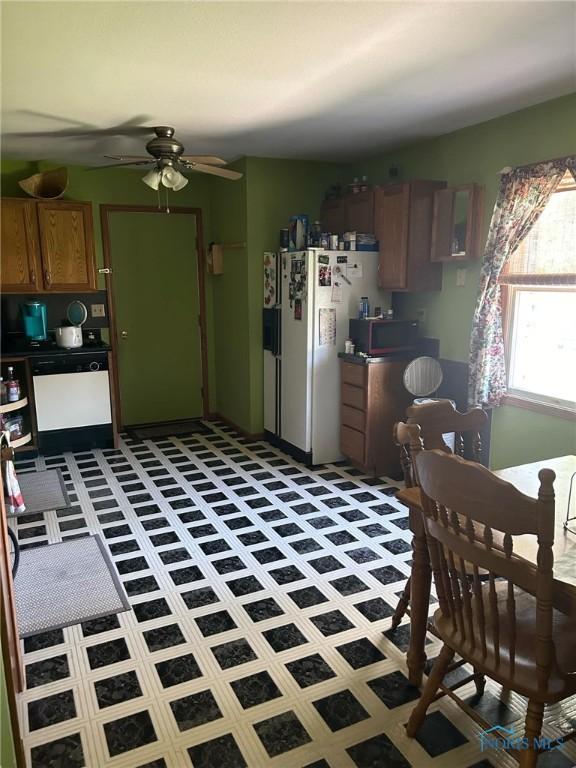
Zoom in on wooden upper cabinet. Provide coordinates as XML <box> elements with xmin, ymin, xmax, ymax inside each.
<box><xmin>1</xmin><ymin>199</ymin><xmax>41</xmax><ymax>292</ymax></box>
<box><xmin>431</xmin><ymin>183</ymin><xmax>484</xmax><ymax>262</ymax></box>
<box><xmin>37</xmin><ymin>201</ymin><xmax>97</xmax><ymax>291</ymax></box>
<box><xmin>374</xmin><ymin>180</ymin><xmax>445</xmax><ymax>291</ymax></box>
<box><xmin>320</xmin><ymin>197</ymin><xmax>346</xmax><ymax>235</ymax></box>
<box><xmin>345</xmin><ymin>189</ymin><xmax>375</xmax><ymax>233</ymax></box>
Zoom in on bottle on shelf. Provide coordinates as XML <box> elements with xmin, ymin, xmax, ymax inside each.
<box><xmin>0</xmin><ymin>377</ymin><xmax>5</xmax><ymax>405</ymax></box>
<box><xmin>358</xmin><ymin>297</ymin><xmax>370</xmax><ymax>319</ymax></box>
<box><xmin>5</xmin><ymin>367</ymin><xmax>20</xmax><ymax>403</ymax></box>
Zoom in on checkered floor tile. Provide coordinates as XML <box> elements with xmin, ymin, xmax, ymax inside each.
<box><xmin>12</xmin><ymin>421</ymin><xmax>576</xmax><ymax>767</ymax></box>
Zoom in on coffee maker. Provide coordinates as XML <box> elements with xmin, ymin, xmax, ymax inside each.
<box><xmin>22</xmin><ymin>301</ymin><xmax>48</xmax><ymax>342</ymax></box>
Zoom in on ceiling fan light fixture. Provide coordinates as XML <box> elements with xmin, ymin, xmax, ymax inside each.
<box><xmin>172</xmin><ymin>173</ymin><xmax>189</xmax><ymax>191</ymax></box>
<box><xmin>161</xmin><ymin>166</ymin><xmax>184</xmax><ymax>189</ymax></box>
<box><xmin>142</xmin><ymin>168</ymin><xmax>161</xmax><ymax>190</ymax></box>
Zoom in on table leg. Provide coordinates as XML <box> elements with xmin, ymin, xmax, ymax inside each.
<box><xmin>407</xmin><ymin>505</ymin><xmax>432</xmax><ymax>687</ymax></box>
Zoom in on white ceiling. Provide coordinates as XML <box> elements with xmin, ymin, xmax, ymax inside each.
<box><xmin>1</xmin><ymin>1</ymin><xmax>574</xmax><ymax>165</ymax></box>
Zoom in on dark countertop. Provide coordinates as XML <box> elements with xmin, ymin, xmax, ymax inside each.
<box><xmin>2</xmin><ymin>340</ymin><xmax>112</xmax><ymax>358</ymax></box>
<box><xmin>338</xmin><ymin>352</ymin><xmax>413</xmax><ymax>365</ymax></box>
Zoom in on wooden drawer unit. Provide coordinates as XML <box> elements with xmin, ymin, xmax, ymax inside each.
<box><xmin>341</xmin><ymin>404</ymin><xmax>365</xmax><ymax>432</ymax></box>
<box><xmin>341</xmin><ymin>362</ymin><xmax>366</xmax><ymax>387</ymax></box>
<box><xmin>339</xmin><ymin>358</ymin><xmax>413</xmax><ymax>477</ymax></box>
<box><xmin>341</xmin><ymin>383</ymin><xmax>366</xmax><ymax>411</ymax></box>
<box><xmin>341</xmin><ymin>425</ymin><xmax>365</xmax><ymax>465</ymax></box>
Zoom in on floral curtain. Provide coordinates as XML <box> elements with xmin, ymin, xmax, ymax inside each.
<box><xmin>468</xmin><ymin>156</ymin><xmax>576</xmax><ymax>408</ymax></box>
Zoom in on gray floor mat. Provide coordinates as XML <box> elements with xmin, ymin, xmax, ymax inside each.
<box><xmin>14</xmin><ymin>535</ymin><xmax>130</xmax><ymax>637</ymax></box>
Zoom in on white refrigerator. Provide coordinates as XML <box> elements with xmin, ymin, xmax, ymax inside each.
<box><xmin>263</xmin><ymin>249</ymin><xmax>390</xmax><ymax>465</ymax></box>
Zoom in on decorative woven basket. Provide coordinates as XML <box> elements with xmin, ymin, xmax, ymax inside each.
<box><xmin>18</xmin><ymin>167</ymin><xmax>68</xmax><ymax>199</ymax></box>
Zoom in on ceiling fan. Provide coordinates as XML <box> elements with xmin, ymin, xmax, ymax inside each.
<box><xmin>93</xmin><ymin>125</ymin><xmax>242</xmax><ymax>191</ymax></box>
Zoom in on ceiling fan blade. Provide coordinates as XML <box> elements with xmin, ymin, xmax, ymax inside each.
<box><xmin>179</xmin><ymin>155</ymin><xmax>228</xmax><ymax>166</ymax></box>
<box><xmin>181</xmin><ymin>163</ymin><xmax>243</xmax><ymax>181</ymax></box>
<box><xmin>104</xmin><ymin>155</ymin><xmax>151</xmax><ymax>161</ymax></box>
<box><xmin>86</xmin><ymin>160</ymin><xmax>154</xmax><ymax>170</ymax></box>
<box><xmin>4</xmin><ymin>114</ymin><xmax>154</xmax><ymax>140</ymax></box>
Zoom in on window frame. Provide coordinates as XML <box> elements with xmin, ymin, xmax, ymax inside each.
<box><xmin>500</xmin><ymin>176</ymin><xmax>576</xmax><ymax>420</ymax></box>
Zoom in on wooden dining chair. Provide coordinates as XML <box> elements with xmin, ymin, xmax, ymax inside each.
<box><xmin>405</xmin><ymin>429</ymin><xmax>576</xmax><ymax>768</ymax></box>
<box><xmin>391</xmin><ymin>400</ymin><xmax>488</xmax><ymax>629</ymax></box>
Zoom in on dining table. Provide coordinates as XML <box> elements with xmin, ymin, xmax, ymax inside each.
<box><xmin>396</xmin><ymin>454</ymin><xmax>576</xmax><ymax>687</ymax></box>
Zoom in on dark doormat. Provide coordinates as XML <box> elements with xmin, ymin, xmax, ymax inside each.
<box><xmin>9</xmin><ymin>469</ymin><xmax>71</xmax><ymax>516</ymax></box>
<box><xmin>127</xmin><ymin>419</ymin><xmax>212</xmax><ymax>441</ymax></box>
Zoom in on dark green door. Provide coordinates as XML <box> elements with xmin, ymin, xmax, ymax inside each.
<box><xmin>109</xmin><ymin>212</ymin><xmax>202</xmax><ymax>426</ymax></box>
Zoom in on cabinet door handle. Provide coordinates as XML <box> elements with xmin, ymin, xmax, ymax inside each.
<box><xmin>30</xmin><ymin>269</ymin><xmax>36</xmax><ymax>285</ymax></box>
<box><xmin>45</xmin><ymin>270</ymin><xmax>51</xmax><ymax>286</ymax></box>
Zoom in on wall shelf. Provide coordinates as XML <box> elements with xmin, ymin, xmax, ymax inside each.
<box><xmin>11</xmin><ymin>433</ymin><xmax>32</xmax><ymax>449</ymax></box>
<box><xmin>0</xmin><ymin>397</ymin><xmax>29</xmax><ymax>415</ymax></box>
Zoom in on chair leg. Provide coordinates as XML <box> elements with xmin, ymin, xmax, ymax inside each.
<box><xmin>391</xmin><ymin>577</ymin><xmax>411</xmax><ymax>630</ymax></box>
<box><xmin>406</xmin><ymin>644</ymin><xmax>455</xmax><ymax>737</ymax></box>
<box><xmin>473</xmin><ymin>668</ymin><xmax>485</xmax><ymax>696</ymax></box>
<box><xmin>518</xmin><ymin>699</ymin><xmax>545</xmax><ymax>768</ymax></box>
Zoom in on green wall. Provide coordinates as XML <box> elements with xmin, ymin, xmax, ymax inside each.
<box><xmin>352</xmin><ymin>93</ymin><xmax>576</xmax><ymax>469</ymax></box>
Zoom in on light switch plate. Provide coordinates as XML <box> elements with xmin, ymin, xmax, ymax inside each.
<box><xmin>91</xmin><ymin>303</ymin><xmax>106</xmax><ymax>318</ymax></box>
<box><xmin>456</xmin><ymin>268</ymin><xmax>466</xmax><ymax>287</ymax></box>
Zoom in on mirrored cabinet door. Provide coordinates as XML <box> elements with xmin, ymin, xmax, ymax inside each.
<box><xmin>431</xmin><ymin>183</ymin><xmax>484</xmax><ymax>262</ymax></box>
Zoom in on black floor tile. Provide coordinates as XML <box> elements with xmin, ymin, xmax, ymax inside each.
<box><xmin>413</xmin><ymin>710</ymin><xmax>468</xmax><ymax>756</ymax></box>
<box><xmin>170</xmin><ymin>689</ymin><xmax>222</xmax><ymax>731</ymax></box>
<box><xmin>195</xmin><ymin>610</ymin><xmax>237</xmax><ymax>637</ymax></box>
<box><xmin>103</xmin><ymin>709</ymin><xmax>157</xmax><ymax>756</ymax></box>
<box><xmin>181</xmin><ymin>586</ymin><xmax>220</xmax><ymax>610</ymax></box>
<box><xmin>263</xmin><ymin>623</ymin><xmax>309</xmax><ymax>652</ymax></box>
<box><xmin>367</xmin><ymin>670</ymin><xmax>420</xmax><ymax>708</ymax></box>
<box><xmin>354</xmin><ymin>597</ymin><xmax>394</xmax><ymax>622</ymax></box>
<box><xmin>242</xmin><ymin>597</ymin><xmax>285</xmax><ymax>623</ymax></box>
<box><xmin>337</xmin><ymin>638</ymin><xmax>386</xmax><ymax>669</ymax></box>
<box><xmin>26</xmin><ymin>654</ymin><xmax>70</xmax><ymax>688</ymax></box>
<box><xmin>211</xmin><ymin>638</ymin><xmax>258</xmax><ymax>669</ymax></box>
<box><xmin>253</xmin><ymin>710</ymin><xmax>312</xmax><ymax>757</ymax></box>
<box><xmin>309</xmin><ymin>609</ymin><xmax>355</xmax><ymax>636</ymax></box>
<box><xmin>31</xmin><ymin>733</ymin><xmax>84</xmax><ymax>768</ymax></box>
<box><xmin>347</xmin><ymin>733</ymin><xmax>411</xmax><ymax>768</ymax></box>
<box><xmin>94</xmin><ymin>670</ymin><xmax>143</xmax><ymax>708</ymax></box>
<box><xmin>28</xmin><ymin>689</ymin><xmax>76</xmax><ymax>730</ymax></box>
<box><xmin>86</xmin><ymin>638</ymin><xmax>130</xmax><ymax>670</ymax></box>
<box><xmin>81</xmin><ymin>614</ymin><xmax>121</xmax><ymax>637</ymax></box>
<box><xmin>285</xmin><ymin>653</ymin><xmax>336</xmax><ymax>688</ymax></box>
<box><xmin>289</xmin><ymin>586</ymin><xmax>329</xmax><ymax>609</ymax></box>
<box><xmin>187</xmin><ymin>734</ymin><xmax>247</xmax><ymax>768</ymax></box>
<box><xmin>313</xmin><ymin>689</ymin><xmax>370</xmax><ymax>732</ymax></box>
<box><xmin>155</xmin><ymin>653</ymin><xmax>202</xmax><ymax>688</ymax></box>
<box><xmin>143</xmin><ymin>623</ymin><xmax>186</xmax><ymax>652</ymax></box>
<box><xmin>133</xmin><ymin>598</ymin><xmax>172</xmax><ymax>623</ymax></box>
<box><xmin>24</xmin><ymin>628</ymin><xmax>64</xmax><ymax>653</ymax></box>
<box><xmin>231</xmin><ymin>670</ymin><xmax>282</xmax><ymax>709</ymax></box>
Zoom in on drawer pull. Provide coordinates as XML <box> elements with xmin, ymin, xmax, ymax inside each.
<box><xmin>45</xmin><ymin>269</ymin><xmax>51</xmax><ymax>286</ymax></box>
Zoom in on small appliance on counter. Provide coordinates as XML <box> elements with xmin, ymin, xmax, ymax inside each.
<box><xmin>55</xmin><ymin>300</ymin><xmax>88</xmax><ymax>349</ymax></box>
<box><xmin>348</xmin><ymin>318</ymin><xmax>418</xmax><ymax>356</ymax></box>
<box><xmin>22</xmin><ymin>301</ymin><xmax>48</xmax><ymax>343</ymax></box>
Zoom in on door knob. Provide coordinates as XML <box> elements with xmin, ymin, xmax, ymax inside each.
<box><xmin>120</xmin><ymin>330</ymin><xmax>128</xmax><ymax>338</ymax></box>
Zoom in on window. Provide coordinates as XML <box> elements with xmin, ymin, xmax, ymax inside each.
<box><xmin>500</xmin><ymin>171</ymin><xmax>576</xmax><ymax>413</ymax></box>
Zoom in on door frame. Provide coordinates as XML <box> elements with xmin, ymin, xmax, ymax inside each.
<box><xmin>100</xmin><ymin>204</ymin><xmax>209</xmax><ymax>429</ymax></box>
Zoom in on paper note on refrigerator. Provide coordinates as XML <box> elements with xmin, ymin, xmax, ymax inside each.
<box><xmin>347</xmin><ymin>261</ymin><xmax>363</xmax><ymax>278</ymax></box>
<box><xmin>319</xmin><ymin>308</ymin><xmax>336</xmax><ymax>346</ymax></box>
<box><xmin>331</xmin><ymin>282</ymin><xmax>343</xmax><ymax>303</ymax></box>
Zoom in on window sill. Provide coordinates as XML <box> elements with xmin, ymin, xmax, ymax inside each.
<box><xmin>502</xmin><ymin>394</ymin><xmax>576</xmax><ymax>422</ymax></box>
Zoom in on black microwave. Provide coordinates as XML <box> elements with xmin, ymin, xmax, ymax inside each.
<box><xmin>348</xmin><ymin>318</ymin><xmax>418</xmax><ymax>355</ymax></box>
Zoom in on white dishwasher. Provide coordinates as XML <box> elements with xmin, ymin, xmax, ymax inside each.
<box><xmin>32</xmin><ymin>351</ymin><xmax>114</xmax><ymax>454</ymax></box>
